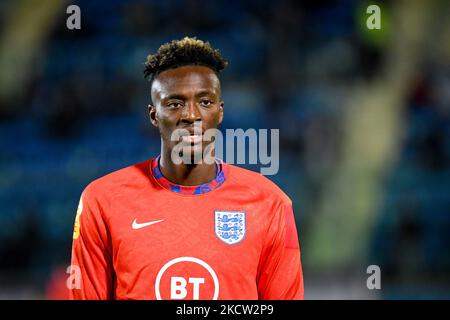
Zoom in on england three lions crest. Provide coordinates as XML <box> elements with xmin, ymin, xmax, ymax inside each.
<box><xmin>215</xmin><ymin>211</ymin><xmax>246</xmax><ymax>245</ymax></box>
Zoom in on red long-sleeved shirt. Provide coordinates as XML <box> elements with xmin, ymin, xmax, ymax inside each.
<box><xmin>70</xmin><ymin>157</ymin><xmax>304</xmax><ymax>300</ymax></box>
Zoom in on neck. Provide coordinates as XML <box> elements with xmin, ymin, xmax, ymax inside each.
<box><xmin>159</xmin><ymin>148</ymin><xmax>216</xmax><ymax>186</ymax></box>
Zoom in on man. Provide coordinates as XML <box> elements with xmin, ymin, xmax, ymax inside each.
<box><xmin>70</xmin><ymin>37</ymin><xmax>304</xmax><ymax>300</ymax></box>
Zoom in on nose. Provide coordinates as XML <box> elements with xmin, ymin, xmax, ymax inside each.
<box><xmin>181</xmin><ymin>101</ymin><xmax>201</xmax><ymax>124</ymax></box>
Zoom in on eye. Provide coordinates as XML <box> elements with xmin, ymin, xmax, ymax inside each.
<box><xmin>167</xmin><ymin>101</ymin><xmax>183</xmax><ymax>108</ymax></box>
<box><xmin>200</xmin><ymin>99</ymin><xmax>213</xmax><ymax>107</ymax></box>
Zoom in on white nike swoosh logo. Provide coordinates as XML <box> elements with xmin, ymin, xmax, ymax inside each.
<box><xmin>132</xmin><ymin>218</ymin><xmax>164</xmax><ymax>230</ymax></box>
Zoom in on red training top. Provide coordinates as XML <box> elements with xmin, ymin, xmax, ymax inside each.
<box><xmin>70</xmin><ymin>156</ymin><xmax>304</xmax><ymax>300</ymax></box>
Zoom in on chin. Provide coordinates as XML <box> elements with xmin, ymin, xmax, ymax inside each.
<box><xmin>176</xmin><ymin>144</ymin><xmax>204</xmax><ymax>165</ymax></box>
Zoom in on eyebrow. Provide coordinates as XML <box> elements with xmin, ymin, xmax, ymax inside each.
<box><xmin>163</xmin><ymin>94</ymin><xmax>186</xmax><ymax>101</ymax></box>
<box><xmin>163</xmin><ymin>90</ymin><xmax>215</xmax><ymax>101</ymax></box>
<box><xmin>195</xmin><ymin>90</ymin><xmax>215</xmax><ymax>97</ymax></box>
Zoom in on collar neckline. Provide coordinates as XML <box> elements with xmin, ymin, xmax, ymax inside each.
<box><xmin>150</xmin><ymin>155</ymin><xmax>226</xmax><ymax>195</ymax></box>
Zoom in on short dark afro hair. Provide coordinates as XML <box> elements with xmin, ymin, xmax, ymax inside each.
<box><xmin>144</xmin><ymin>37</ymin><xmax>228</xmax><ymax>83</ymax></box>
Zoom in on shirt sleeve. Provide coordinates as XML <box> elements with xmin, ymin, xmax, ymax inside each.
<box><xmin>257</xmin><ymin>202</ymin><xmax>304</xmax><ymax>300</ymax></box>
<box><xmin>69</xmin><ymin>186</ymin><xmax>114</xmax><ymax>300</ymax></box>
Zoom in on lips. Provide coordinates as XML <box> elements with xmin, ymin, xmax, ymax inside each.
<box><xmin>179</xmin><ymin>127</ymin><xmax>203</xmax><ymax>144</ymax></box>
<box><xmin>182</xmin><ymin>134</ymin><xmax>202</xmax><ymax>144</ymax></box>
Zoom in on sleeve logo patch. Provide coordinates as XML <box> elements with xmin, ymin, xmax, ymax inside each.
<box><xmin>73</xmin><ymin>197</ymin><xmax>83</xmax><ymax>240</ymax></box>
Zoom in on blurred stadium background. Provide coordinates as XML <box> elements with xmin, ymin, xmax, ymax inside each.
<box><xmin>0</xmin><ymin>0</ymin><xmax>449</xmax><ymax>299</ymax></box>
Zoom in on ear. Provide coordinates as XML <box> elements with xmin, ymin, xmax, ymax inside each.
<box><xmin>218</xmin><ymin>101</ymin><xmax>224</xmax><ymax>125</ymax></box>
<box><xmin>148</xmin><ymin>104</ymin><xmax>158</xmax><ymax>128</ymax></box>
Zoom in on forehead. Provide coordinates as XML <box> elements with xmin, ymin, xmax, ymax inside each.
<box><xmin>151</xmin><ymin>65</ymin><xmax>220</xmax><ymax>101</ymax></box>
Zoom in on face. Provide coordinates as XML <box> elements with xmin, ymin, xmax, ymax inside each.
<box><xmin>148</xmin><ymin>65</ymin><xmax>224</xmax><ymax>163</ymax></box>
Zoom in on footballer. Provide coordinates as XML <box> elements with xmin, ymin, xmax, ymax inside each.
<box><xmin>69</xmin><ymin>37</ymin><xmax>304</xmax><ymax>300</ymax></box>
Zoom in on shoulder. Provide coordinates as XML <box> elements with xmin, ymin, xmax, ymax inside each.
<box><xmin>83</xmin><ymin>159</ymin><xmax>151</xmax><ymax>199</ymax></box>
<box><xmin>225</xmin><ymin>163</ymin><xmax>292</xmax><ymax>206</ymax></box>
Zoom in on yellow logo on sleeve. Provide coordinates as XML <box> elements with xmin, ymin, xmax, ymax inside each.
<box><xmin>73</xmin><ymin>197</ymin><xmax>83</xmax><ymax>240</ymax></box>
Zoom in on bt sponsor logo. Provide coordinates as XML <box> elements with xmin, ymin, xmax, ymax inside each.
<box><xmin>155</xmin><ymin>257</ymin><xmax>219</xmax><ymax>300</ymax></box>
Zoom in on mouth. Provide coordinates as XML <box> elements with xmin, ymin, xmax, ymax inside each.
<box><xmin>181</xmin><ymin>133</ymin><xmax>202</xmax><ymax>145</ymax></box>
<box><xmin>179</xmin><ymin>127</ymin><xmax>203</xmax><ymax>145</ymax></box>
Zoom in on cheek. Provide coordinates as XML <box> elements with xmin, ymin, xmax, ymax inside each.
<box><xmin>156</xmin><ymin>112</ymin><xmax>178</xmax><ymax>137</ymax></box>
<box><xmin>204</xmin><ymin>108</ymin><xmax>221</xmax><ymax>127</ymax></box>
<box><xmin>156</xmin><ymin>109</ymin><xmax>177</xmax><ymax>125</ymax></box>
